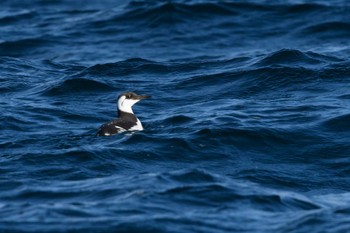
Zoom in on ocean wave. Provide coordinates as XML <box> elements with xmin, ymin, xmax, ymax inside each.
<box><xmin>283</xmin><ymin>3</ymin><xmax>326</xmax><ymax>13</ymax></box>
<box><xmin>78</xmin><ymin>57</ymin><xmax>240</xmax><ymax>79</ymax></box>
<box><xmin>171</xmin><ymin>50</ymin><xmax>349</xmax><ymax>99</ymax></box>
<box><xmin>41</xmin><ymin>59</ymin><xmax>86</xmax><ymax>72</ymax></box>
<box><xmin>256</xmin><ymin>49</ymin><xmax>323</xmax><ymax>66</ymax></box>
<box><xmin>159</xmin><ymin>174</ymin><xmax>321</xmax><ymax>212</ymax></box>
<box><xmin>0</xmin><ymin>10</ymin><xmax>37</xmax><ymax>25</ymax></box>
<box><xmin>302</xmin><ymin>21</ymin><xmax>350</xmax><ymax>36</ymax></box>
<box><xmin>192</xmin><ymin>127</ymin><xmax>292</xmax><ymax>149</ymax></box>
<box><xmin>321</xmin><ymin>114</ymin><xmax>350</xmax><ymax>132</ymax></box>
<box><xmin>164</xmin><ymin>169</ymin><xmax>217</xmax><ymax>183</ymax></box>
<box><xmin>42</xmin><ymin>78</ymin><xmax>113</xmax><ymax>96</ymax></box>
<box><xmin>0</xmin><ymin>38</ymin><xmax>52</xmax><ymax>56</ymax></box>
<box><xmin>80</xmin><ymin>58</ymin><xmax>169</xmax><ymax>77</ymax></box>
<box><xmin>87</xmin><ymin>1</ymin><xmax>340</xmax><ymax>31</ymax></box>
<box><xmin>92</xmin><ymin>2</ymin><xmax>238</xmax><ymax>28</ymax></box>
<box><xmin>160</xmin><ymin>115</ymin><xmax>195</xmax><ymax>124</ymax></box>
<box><xmin>173</xmin><ymin>66</ymin><xmax>316</xmax><ymax>98</ymax></box>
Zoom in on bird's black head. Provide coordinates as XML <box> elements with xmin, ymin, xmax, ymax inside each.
<box><xmin>121</xmin><ymin>92</ymin><xmax>150</xmax><ymax>100</ymax></box>
<box><xmin>117</xmin><ymin>92</ymin><xmax>150</xmax><ymax>113</ymax></box>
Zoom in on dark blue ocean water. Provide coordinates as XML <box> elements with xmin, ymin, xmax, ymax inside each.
<box><xmin>2</xmin><ymin>0</ymin><xmax>350</xmax><ymax>232</ymax></box>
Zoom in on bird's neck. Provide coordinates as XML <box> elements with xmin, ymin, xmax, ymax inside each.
<box><xmin>118</xmin><ymin>104</ymin><xmax>133</xmax><ymax>114</ymax></box>
<box><xmin>118</xmin><ymin>110</ymin><xmax>137</xmax><ymax>121</ymax></box>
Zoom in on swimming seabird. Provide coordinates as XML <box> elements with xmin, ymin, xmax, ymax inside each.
<box><xmin>96</xmin><ymin>92</ymin><xmax>150</xmax><ymax>136</ymax></box>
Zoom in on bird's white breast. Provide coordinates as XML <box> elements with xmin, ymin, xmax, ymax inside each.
<box><xmin>129</xmin><ymin>118</ymin><xmax>143</xmax><ymax>131</ymax></box>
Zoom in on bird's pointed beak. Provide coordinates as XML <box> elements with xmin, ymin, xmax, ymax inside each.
<box><xmin>137</xmin><ymin>95</ymin><xmax>151</xmax><ymax>100</ymax></box>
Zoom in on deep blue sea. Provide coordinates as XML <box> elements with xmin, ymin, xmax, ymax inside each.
<box><xmin>2</xmin><ymin>0</ymin><xmax>350</xmax><ymax>232</ymax></box>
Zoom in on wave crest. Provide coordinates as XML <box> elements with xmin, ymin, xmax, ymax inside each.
<box><xmin>43</xmin><ymin>78</ymin><xmax>113</xmax><ymax>96</ymax></box>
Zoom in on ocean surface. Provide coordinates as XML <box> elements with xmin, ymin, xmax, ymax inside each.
<box><xmin>1</xmin><ymin>0</ymin><xmax>350</xmax><ymax>232</ymax></box>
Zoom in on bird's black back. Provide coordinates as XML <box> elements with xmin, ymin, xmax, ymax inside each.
<box><xmin>96</xmin><ymin>111</ymin><xmax>138</xmax><ymax>136</ymax></box>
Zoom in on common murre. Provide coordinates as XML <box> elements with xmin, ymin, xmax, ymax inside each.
<box><xmin>96</xmin><ymin>92</ymin><xmax>150</xmax><ymax>136</ymax></box>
